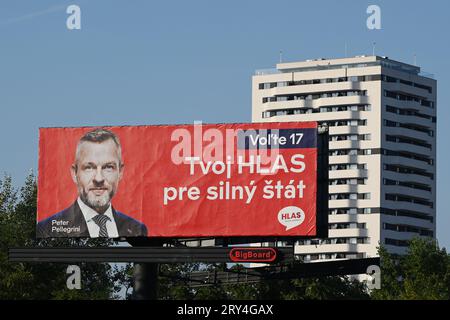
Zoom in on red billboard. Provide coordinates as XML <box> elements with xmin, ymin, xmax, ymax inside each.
<box><xmin>36</xmin><ymin>122</ymin><xmax>319</xmax><ymax>239</ymax></box>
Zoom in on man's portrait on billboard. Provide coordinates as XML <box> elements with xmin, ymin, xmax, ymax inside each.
<box><xmin>37</xmin><ymin>128</ymin><xmax>148</xmax><ymax>238</ymax></box>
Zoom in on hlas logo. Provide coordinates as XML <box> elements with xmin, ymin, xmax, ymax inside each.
<box><xmin>278</xmin><ymin>206</ymin><xmax>305</xmax><ymax>231</ymax></box>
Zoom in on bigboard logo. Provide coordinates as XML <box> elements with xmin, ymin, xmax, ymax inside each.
<box><xmin>229</xmin><ymin>248</ymin><xmax>277</xmax><ymax>262</ymax></box>
<box><xmin>278</xmin><ymin>206</ymin><xmax>305</xmax><ymax>231</ymax></box>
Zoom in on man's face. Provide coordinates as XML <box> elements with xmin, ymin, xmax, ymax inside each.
<box><xmin>71</xmin><ymin>139</ymin><xmax>123</xmax><ymax>213</ymax></box>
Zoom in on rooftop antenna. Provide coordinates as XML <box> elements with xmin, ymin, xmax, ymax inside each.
<box><xmin>413</xmin><ymin>54</ymin><xmax>417</xmax><ymax>66</ymax></box>
<box><xmin>279</xmin><ymin>50</ymin><xmax>283</xmax><ymax>63</ymax></box>
<box><xmin>345</xmin><ymin>42</ymin><xmax>348</xmax><ymax>57</ymax></box>
<box><xmin>372</xmin><ymin>42</ymin><xmax>376</xmax><ymax>56</ymax></box>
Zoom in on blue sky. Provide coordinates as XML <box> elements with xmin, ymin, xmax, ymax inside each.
<box><xmin>0</xmin><ymin>0</ymin><xmax>448</xmax><ymax>248</ymax></box>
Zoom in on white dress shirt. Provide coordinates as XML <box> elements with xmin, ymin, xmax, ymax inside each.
<box><xmin>77</xmin><ymin>197</ymin><xmax>119</xmax><ymax>238</ymax></box>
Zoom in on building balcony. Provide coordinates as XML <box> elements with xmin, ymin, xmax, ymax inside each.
<box><xmin>383</xmin><ymin>185</ymin><xmax>432</xmax><ymax>200</ymax></box>
<box><xmin>329</xmin><ymin>169</ymin><xmax>368</xmax><ymax>179</ymax></box>
<box><xmin>263</xmin><ymin>95</ymin><xmax>369</xmax><ymax>110</ymax></box>
<box><xmin>384</xmin><ymin>127</ymin><xmax>434</xmax><ymax>144</ymax></box>
<box><xmin>329</xmin><ymin>126</ymin><xmax>361</xmax><ymax>135</ymax></box>
<box><xmin>383</xmin><ymin>168</ymin><xmax>434</xmax><ymax>186</ymax></box>
<box><xmin>384</xmin><ymin>141</ymin><xmax>433</xmax><ymax>158</ymax></box>
<box><xmin>328</xmin><ymin>228</ymin><xmax>369</xmax><ymax>238</ymax></box>
<box><xmin>382</xmin><ymin>199</ymin><xmax>434</xmax><ymax>215</ymax></box>
<box><xmin>270</xmin><ymin>81</ymin><xmax>364</xmax><ymax>96</ymax></box>
<box><xmin>384</xmin><ymin>82</ymin><xmax>433</xmax><ymax>100</ymax></box>
<box><xmin>384</xmin><ymin>155</ymin><xmax>433</xmax><ymax>172</ymax></box>
<box><xmin>313</xmin><ymin>95</ymin><xmax>370</xmax><ymax>108</ymax></box>
<box><xmin>383</xmin><ymin>112</ymin><xmax>435</xmax><ymax>129</ymax></box>
<box><xmin>328</xmin><ymin>199</ymin><xmax>359</xmax><ymax>208</ymax></box>
<box><xmin>329</xmin><ymin>155</ymin><xmax>360</xmax><ymax>164</ymax></box>
<box><xmin>294</xmin><ymin>243</ymin><xmax>359</xmax><ymax>255</ymax></box>
<box><xmin>265</xmin><ymin>111</ymin><xmax>362</xmax><ymax>123</ymax></box>
<box><xmin>329</xmin><ymin>140</ymin><xmax>362</xmax><ymax>150</ymax></box>
<box><xmin>329</xmin><ymin>184</ymin><xmax>359</xmax><ymax>194</ymax></box>
<box><xmin>328</xmin><ymin>214</ymin><xmax>361</xmax><ymax>223</ymax></box>
<box><xmin>382</xmin><ymin>214</ymin><xmax>434</xmax><ymax>230</ymax></box>
<box><xmin>382</xmin><ymin>230</ymin><xmax>429</xmax><ymax>241</ymax></box>
<box><xmin>384</xmin><ymin>97</ymin><xmax>423</xmax><ymax>112</ymax></box>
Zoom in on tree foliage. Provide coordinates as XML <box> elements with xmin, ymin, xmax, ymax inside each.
<box><xmin>372</xmin><ymin>238</ymin><xmax>450</xmax><ymax>300</ymax></box>
<box><xmin>0</xmin><ymin>173</ymin><xmax>129</xmax><ymax>299</ymax></box>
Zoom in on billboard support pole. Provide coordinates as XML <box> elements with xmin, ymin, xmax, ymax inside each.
<box><xmin>132</xmin><ymin>262</ymin><xmax>158</xmax><ymax>300</ymax></box>
<box><xmin>128</xmin><ymin>238</ymin><xmax>163</xmax><ymax>300</ymax></box>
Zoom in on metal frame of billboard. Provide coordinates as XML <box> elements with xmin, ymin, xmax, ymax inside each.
<box><xmin>8</xmin><ymin>246</ymin><xmax>294</xmax><ymax>264</ymax></box>
<box><xmin>167</xmin><ymin>257</ymin><xmax>380</xmax><ymax>287</ymax></box>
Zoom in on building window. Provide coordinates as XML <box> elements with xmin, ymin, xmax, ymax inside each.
<box><xmin>383</xmin><ymin>178</ymin><xmax>431</xmax><ymax>192</ymax></box>
<box><xmin>385</xmin><ymin>135</ymin><xmax>432</xmax><ymax>149</ymax></box>
<box><xmin>384</xmin><ymin>163</ymin><xmax>434</xmax><ymax>179</ymax></box>
<box><xmin>385</xmin><ymin>238</ymin><xmax>409</xmax><ymax>247</ymax></box>
<box><xmin>385</xmin><ymin>193</ymin><xmax>433</xmax><ymax>208</ymax></box>
<box><xmin>384</xmin><ymin>90</ymin><xmax>434</xmax><ymax>109</ymax></box>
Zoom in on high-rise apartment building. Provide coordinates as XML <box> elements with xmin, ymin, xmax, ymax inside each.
<box><xmin>252</xmin><ymin>55</ymin><xmax>436</xmax><ymax>261</ymax></box>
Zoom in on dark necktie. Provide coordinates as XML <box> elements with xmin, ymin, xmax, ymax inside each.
<box><xmin>92</xmin><ymin>214</ymin><xmax>110</xmax><ymax>237</ymax></box>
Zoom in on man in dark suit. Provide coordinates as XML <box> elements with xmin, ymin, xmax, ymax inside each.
<box><xmin>37</xmin><ymin>128</ymin><xmax>148</xmax><ymax>238</ymax></box>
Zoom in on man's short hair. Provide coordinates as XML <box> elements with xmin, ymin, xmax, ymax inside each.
<box><xmin>74</xmin><ymin>128</ymin><xmax>123</xmax><ymax>168</ymax></box>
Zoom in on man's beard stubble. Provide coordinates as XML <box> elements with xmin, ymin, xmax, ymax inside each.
<box><xmin>80</xmin><ymin>189</ymin><xmax>114</xmax><ymax>214</ymax></box>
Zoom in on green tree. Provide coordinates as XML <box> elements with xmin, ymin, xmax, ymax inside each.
<box><xmin>372</xmin><ymin>237</ymin><xmax>450</xmax><ymax>300</ymax></box>
<box><xmin>158</xmin><ymin>262</ymin><xmax>200</xmax><ymax>299</ymax></box>
<box><xmin>255</xmin><ymin>276</ymin><xmax>369</xmax><ymax>300</ymax></box>
<box><xmin>157</xmin><ymin>261</ymin><xmax>369</xmax><ymax>300</ymax></box>
<box><xmin>0</xmin><ymin>173</ymin><xmax>129</xmax><ymax>299</ymax></box>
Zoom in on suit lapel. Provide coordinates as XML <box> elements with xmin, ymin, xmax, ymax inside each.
<box><xmin>71</xmin><ymin>201</ymin><xmax>90</xmax><ymax>237</ymax></box>
<box><xmin>112</xmin><ymin>207</ymin><xmax>134</xmax><ymax>236</ymax></box>
<box><xmin>112</xmin><ymin>207</ymin><xmax>125</xmax><ymax>235</ymax></box>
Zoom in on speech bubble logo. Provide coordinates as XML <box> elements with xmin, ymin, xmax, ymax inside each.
<box><xmin>278</xmin><ymin>206</ymin><xmax>305</xmax><ymax>231</ymax></box>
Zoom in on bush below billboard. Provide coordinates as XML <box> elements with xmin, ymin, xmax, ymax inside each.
<box><xmin>36</xmin><ymin>122</ymin><xmax>320</xmax><ymax>239</ymax></box>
